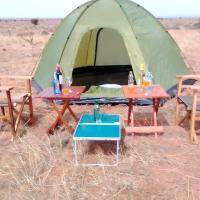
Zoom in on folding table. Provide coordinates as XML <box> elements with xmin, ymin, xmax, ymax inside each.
<box><xmin>38</xmin><ymin>86</ymin><xmax>86</xmax><ymax>134</ymax></box>
<box><xmin>123</xmin><ymin>85</ymin><xmax>170</xmax><ymax>137</ymax></box>
<box><xmin>73</xmin><ymin>113</ymin><xmax>121</xmax><ymax>166</ymax></box>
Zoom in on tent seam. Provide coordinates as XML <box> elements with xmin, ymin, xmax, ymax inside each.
<box><xmin>59</xmin><ymin>0</ymin><xmax>100</xmax><ymax>63</ymax></box>
<box><xmin>114</xmin><ymin>0</ymin><xmax>146</xmax><ymax>69</ymax></box>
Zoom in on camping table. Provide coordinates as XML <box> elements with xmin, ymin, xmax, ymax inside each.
<box><xmin>122</xmin><ymin>85</ymin><xmax>170</xmax><ymax>137</ymax></box>
<box><xmin>39</xmin><ymin>86</ymin><xmax>86</xmax><ymax>134</ymax></box>
<box><xmin>73</xmin><ymin>114</ymin><xmax>121</xmax><ymax>166</ymax></box>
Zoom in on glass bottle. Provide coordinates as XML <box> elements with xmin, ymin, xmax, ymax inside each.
<box><xmin>53</xmin><ymin>72</ymin><xmax>61</xmax><ymax>94</ymax></box>
<box><xmin>140</xmin><ymin>64</ymin><xmax>145</xmax><ymax>86</ymax></box>
<box><xmin>56</xmin><ymin>64</ymin><xmax>63</xmax><ymax>91</ymax></box>
<box><xmin>128</xmin><ymin>71</ymin><xmax>134</xmax><ymax>86</ymax></box>
<box><xmin>94</xmin><ymin>102</ymin><xmax>101</xmax><ymax>123</ymax></box>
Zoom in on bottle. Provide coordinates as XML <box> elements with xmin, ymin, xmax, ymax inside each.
<box><xmin>56</xmin><ymin>64</ymin><xmax>63</xmax><ymax>91</ymax></box>
<box><xmin>53</xmin><ymin>72</ymin><xmax>61</xmax><ymax>94</ymax></box>
<box><xmin>146</xmin><ymin>72</ymin><xmax>153</xmax><ymax>86</ymax></box>
<box><xmin>94</xmin><ymin>102</ymin><xmax>101</xmax><ymax>123</ymax></box>
<box><xmin>128</xmin><ymin>71</ymin><xmax>134</xmax><ymax>86</ymax></box>
<box><xmin>139</xmin><ymin>64</ymin><xmax>145</xmax><ymax>86</ymax></box>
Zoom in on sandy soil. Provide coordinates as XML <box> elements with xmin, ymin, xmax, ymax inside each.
<box><xmin>0</xmin><ymin>19</ymin><xmax>200</xmax><ymax>199</ymax></box>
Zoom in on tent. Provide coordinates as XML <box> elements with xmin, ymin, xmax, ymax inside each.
<box><xmin>34</xmin><ymin>0</ymin><xmax>189</xmax><ymax>92</ymax></box>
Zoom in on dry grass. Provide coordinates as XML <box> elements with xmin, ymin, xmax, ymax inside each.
<box><xmin>0</xmin><ymin>103</ymin><xmax>200</xmax><ymax>199</ymax></box>
<box><xmin>0</xmin><ymin>19</ymin><xmax>200</xmax><ymax>199</ymax></box>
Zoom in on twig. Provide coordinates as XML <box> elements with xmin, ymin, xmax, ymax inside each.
<box><xmin>187</xmin><ymin>176</ymin><xmax>190</xmax><ymax>199</ymax></box>
<box><xmin>106</xmin><ymin>185</ymin><xmax>127</xmax><ymax>200</ymax></box>
<box><xmin>132</xmin><ymin>148</ymin><xmax>148</xmax><ymax>165</ymax></box>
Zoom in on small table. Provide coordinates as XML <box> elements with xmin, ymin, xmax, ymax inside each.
<box><xmin>123</xmin><ymin>85</ymin><xmax>170</xmax><ymax>137</ymax></box>
<box><xmin>73</xmin><ymin>114</ymin><xmax>121</xmax><ymax>166</ymax></box>
<box><xmin>39</xmin><ymin>86</ymin><xmax>86</xmax><ymax>134</ymax></box>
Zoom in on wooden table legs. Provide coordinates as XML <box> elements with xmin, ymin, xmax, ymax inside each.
<box><xmin>152</xmin><ymin>98</ymin><xmax>162</xmax><ymax>138</ymax></box>
<box><xmin>125</xmin><ymin>98</ymin><xmax>164</xmax><ymax>137</ymax></box>
<box><xmin>47</xmin><ymin>100</ymin><xmax>79</xmax><ymax>134</ymax></box>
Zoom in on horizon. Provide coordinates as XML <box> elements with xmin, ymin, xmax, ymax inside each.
<box><xmin>0</xmin><ymin>16</ymin><xmax>199</xmax><ymax>20</ymax></box>
<box><xmin>0</xmin><ymin>0</ymin><xmax>199</xmax><ymax>19</ymax></box>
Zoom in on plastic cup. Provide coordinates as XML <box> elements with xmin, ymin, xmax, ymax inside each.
<box><xmin>62</xmin><ymin>87</ymin><xmax>69</xmax><ymax>95</ymax></box>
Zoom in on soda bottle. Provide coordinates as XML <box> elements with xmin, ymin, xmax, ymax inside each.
<box><xmin>128</xmin><ymin>71</ymin><xmax>134</xmax><ymax>86</ymax></box>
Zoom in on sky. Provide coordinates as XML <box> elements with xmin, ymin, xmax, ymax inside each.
<box><xmin>0</xmin><ymin>0</ymin><xmax>199</xmax><ymax>19</ymax></box>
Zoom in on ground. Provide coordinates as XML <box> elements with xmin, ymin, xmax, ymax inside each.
<box><xmin>0</xmin><ymin>18</ymin><xmax>200</xmax><ymax>200</ymax></box>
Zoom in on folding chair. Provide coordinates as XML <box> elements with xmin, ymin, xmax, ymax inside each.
<box><xmin>0</xmin><ymin>75</ymin><xmax>34</xmax><ymax>138</ymax></box>
<box><xmin>175</xmin><ymin>75</ymin><xmax>200</xmax><ymax>144</ymax></box>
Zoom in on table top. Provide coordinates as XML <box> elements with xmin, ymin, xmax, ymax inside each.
<box><xmin>73</xmin><ymin>114</ymin><xmax>121</xmax><ymax>140</ymax></box>
<box><xmin>38</xmin><ymin>86</ymin><xmax>86</xmax><ymax>100</ymax></box>
<box><xmin>122</xmin><ymin>85</ymin><xmax>170</xmax><ymax>99</ymax></box>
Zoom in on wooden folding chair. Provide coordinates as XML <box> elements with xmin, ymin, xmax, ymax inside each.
<box><xmin>0</xmin><ymin>75</ymin><xmax>34</xmax><ymax>138</ymax></box>
<box><xmin>175</xmin><ymin>75</ymin><xmax>200</xmax><ymax>144</ymax></box>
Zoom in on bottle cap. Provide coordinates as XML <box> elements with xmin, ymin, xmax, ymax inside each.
<box><xmin>140</xmin><ymin>64</ymin><xmax>144</xmax><ymax>70</ymax></box>
<box><xmin>56</xmin><ymin>64</ymin><xmax>61</xmax><ymax>71</ymax></box>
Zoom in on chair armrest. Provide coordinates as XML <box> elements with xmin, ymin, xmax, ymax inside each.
<box><xmin>182</xmin><ymin>85</ymin><xmax>200</xmax><ymax>92</ymax></box>
<box><xmin>176</xmin><ymin>75</ymin><xmax>200</xmax><ymax>81</ymax></box>
<box><xmin>0</xmin><ymin>75</ymin><xmax>33</xmax><ymax>80</ymax></box>
<box><xmin>0</xmin><ymin>86</ymin><xmax>14</xmax><ymax>91</ymax></box>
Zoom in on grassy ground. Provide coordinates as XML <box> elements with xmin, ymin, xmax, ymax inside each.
<box><xmin>0</xmin><ymin>18</ymin><xmax>200</xmax><ymax>199</ymax></box>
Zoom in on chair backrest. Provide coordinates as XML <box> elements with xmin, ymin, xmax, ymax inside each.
<box><xmin>176</xmin><ymin>75</ymin><xmax>200</xmax><ymax>99</ymax></box>
<box><xmin>0</xmin><ymin>75</ymin><xmax>33</xmax><ymax>95</ymax></box>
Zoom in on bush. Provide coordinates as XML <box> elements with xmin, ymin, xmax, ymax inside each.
<box><xmin>31</xmin><ymin>19</ymin><xmax>39</xmax><ymax>25</ymax></box>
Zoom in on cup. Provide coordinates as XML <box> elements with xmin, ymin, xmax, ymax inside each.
<box><xmin>66</xmin><ymin>76</ymin><xmax>72</xmax><ymax>87</ymax></box>
<box><xmin>62</xmin><ymin>76</ymin><xmax>73</xmax><ymax>95</ymax></box>
<box><xmin>62</xmin><ymin>86</ymin><xmax>69</xmax><ymax>95</ymax></box>
<box><xmin>142</xmin><ymin>78</ymin><xmax>150</xmax><ymax>88</ymax></box>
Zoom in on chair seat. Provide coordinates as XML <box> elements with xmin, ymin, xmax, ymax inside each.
<box><xmin>0</xmin><ymin>92</ymin><xmax>29</xmax><ymax>106</ymax></box>
<box><xmin>178</xmin><ymin>95</ymin><xmax>200</xmax><ymax>111</ymax></box>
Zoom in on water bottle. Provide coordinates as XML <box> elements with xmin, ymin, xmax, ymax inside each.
<box><xmin>147</xmin><ymin>71</ymin><xmax>154</xmax><ymax>91</ymax></box>
<box><xmin>53</xmin><ymin>72</ymin><xmax>61</xmax><ymax>94</ymax></box>
<box><xmin>56</xmin><ymin>64</ymin><xmax>63</xmax><ymax>92</ymax></box>
<box><xmin>128</xmin><ymin>71</ymin><xmax>134</xmax><ymax>86</ymax></box>
<box><xmin>94</xmin><ymin>102</ymin><xmax>101</xmax><ymax>123</ymax></box>
<box><xmin>146</xmin><ymin>72</ymin><xmax>152</xmax><ymax>86</ymax></box>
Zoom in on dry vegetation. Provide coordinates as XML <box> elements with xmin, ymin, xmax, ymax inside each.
<box><xmin>0</xmin><ymin>18</ymin><xmax>200</xmax><ymax>199</ymax></box>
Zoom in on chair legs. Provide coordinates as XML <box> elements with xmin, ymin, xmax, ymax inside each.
<box><xmin>190</xmin><ymin>93</ymin><xmax>199</xmax><ymax>144</ymax></box>
<box><xmin>175</xmin><ymin>101</ymin><xmax>189</xmax><ymax>125</ymax></box>
<box><xmin>175</xmin><ymin>101</ymin><xmax>180</xmax><ymax>125</ymax></box>
<box><xmin>190</xmin><ymin>128</ymin><xmax>198</xmax><ymax>145</ymax></box>
<box><xmin>14</xmin><ymin>96</ymin><xmax>28</xmax><ymax>133</ymax></box>
<box><xmin>1</xmin><ymin>106</ymin><xmax>5</xmax><ymax>115</ymax></box>
<box><xmin>0</xmin><ymin>94</ymin><xmax>34</xmax><ymax>139</ymax></box>
<box><xmin>6</xmin><ymin>90</ymin><xmax>16</xmax><ymax>138</ymax></box>
<box><xmin>176</xmin><ymin>98</ymin><xmax>199</xmax><ymax>144</ymax></box>
<box><xmin>28</xmin><ymin>96</ymin><xmax>34</xmax><ymax>125</ymax></box>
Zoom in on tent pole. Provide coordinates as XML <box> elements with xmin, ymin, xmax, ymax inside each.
<box><xmin>94</xmin><ymin>28</ymin><xmax>103</xmax><ymax>66</ymax></box>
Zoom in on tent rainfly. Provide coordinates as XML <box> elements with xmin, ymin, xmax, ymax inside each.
<box><xmin>34</xmin><ymin>0</ymin><xmax>189</xmax><ymax>91</ymax></box>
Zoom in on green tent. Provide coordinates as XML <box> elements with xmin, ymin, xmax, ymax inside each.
<box><xmin>34</xmin><ymin>0</ymin><xmax>189</xmax><ymax>90</ymax></box>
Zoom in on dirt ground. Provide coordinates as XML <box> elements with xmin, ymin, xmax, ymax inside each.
<box><xmin>0</xmin><ymin>18</ymin><xmax>200</xmax><ymax>200</ymax></box>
